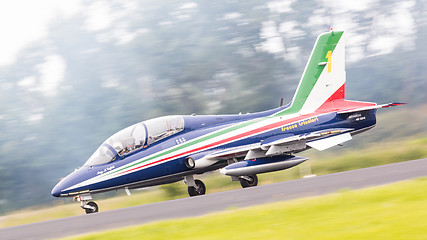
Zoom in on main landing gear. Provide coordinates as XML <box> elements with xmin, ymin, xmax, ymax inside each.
<box><xmin>74</xmin><ymin>194</ymin><xmax>98</xmax><ymax>214</ymax></box>
<box><xmin>184</xmin><ymin>175</ymin><xmax>206</xmax><ymax>197</ymax></box>
<box><xmin>239</xmin><ymin>174</ymin><xmax>258</xmax><ymax>188</ymax></box>
<box><xmin>183</xmin><ymin>173</ymin><xmax>258</xmax><ymax>197</ymax></box>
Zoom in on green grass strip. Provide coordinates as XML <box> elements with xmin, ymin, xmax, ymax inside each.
<box><xmin>65</xmin><ymin>177</ymin><xmax>427</xmax><ymax>240</ymax></box>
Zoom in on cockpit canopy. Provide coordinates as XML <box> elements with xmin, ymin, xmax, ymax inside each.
<box><xmin>84</xmin><ymin>115</ymin><xmax>184</xmax><ymax>166</ymax></box>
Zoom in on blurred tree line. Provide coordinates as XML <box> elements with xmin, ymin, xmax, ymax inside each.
<box><xmin>0</xmin><ymin>0</ymin><xmax>425</xmax><ymax>214</ymax></box>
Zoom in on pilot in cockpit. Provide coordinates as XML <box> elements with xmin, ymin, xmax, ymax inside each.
<box><xmin>115</xmin><ymin>137</ymin><xmax>136</xmax><ymax>155</ymax></box>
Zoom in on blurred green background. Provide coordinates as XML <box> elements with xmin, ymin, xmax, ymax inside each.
<box><xmin>0</xmin><ymin>0</ymin><xmax>426</xmax><ymax>215</ymax></box>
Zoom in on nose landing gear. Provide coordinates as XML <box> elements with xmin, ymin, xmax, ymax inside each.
<box><xmin>83</xmin><ymin>201</ymin><xmax>99</xmax><ymax>214</ymax></box>
<box><xmin>74</xmin><ymin>194</ymin><xmax>99</xmax><ymax>214</ymax></box>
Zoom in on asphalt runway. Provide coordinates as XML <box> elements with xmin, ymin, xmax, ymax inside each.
<box><xmin>1</xmin><ymin>158</ymin><xmax>427</xmax><ymax>240</ymax></box>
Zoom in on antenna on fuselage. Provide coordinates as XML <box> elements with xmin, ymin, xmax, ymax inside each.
<box><xmin>279</xmin><ymin>97</ymin><xmax>284</xmax><ymax>107</ymax></box>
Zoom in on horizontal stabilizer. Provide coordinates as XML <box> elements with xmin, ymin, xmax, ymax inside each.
<box><xmin>337</xmin><ymin>102</ymin><xmax>406</xmax><ymax>114</ymax></box>
<box><xmin>306</xmin><ymin>133</ymin><xmax>352</xmax><ymax>151</ymax></box>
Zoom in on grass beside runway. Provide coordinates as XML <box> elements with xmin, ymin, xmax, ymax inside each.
<box><xmin>64</xmin><ymin>177</ymin><xmax>427</xmax><ymax>240</ymax></box>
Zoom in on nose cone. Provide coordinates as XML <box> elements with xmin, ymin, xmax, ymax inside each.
<box><xmin>51</xmin><ymin>184</ymin><xmax>62</xmax><ymax>197</ymax></box>
<box><xmin>51</xmin><ymin>166</ymin><xmax>91</xmax><ymax>198</ymax></box>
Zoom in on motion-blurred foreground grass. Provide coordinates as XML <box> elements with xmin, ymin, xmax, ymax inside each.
<box><xmin>65</xmin><ymin>178</ymin><xmax>427</xmax><ymax>240</ymax></box>
<box><xmin>0</xmin><ymin>136</ymin><xmax>425</xmax><ymax>228</ymax></box>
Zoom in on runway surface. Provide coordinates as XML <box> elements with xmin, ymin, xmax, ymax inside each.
<box><xmin>1</xmin><ymin>158</ymin><xmax>427</xmax><ymax>240</ymax></box>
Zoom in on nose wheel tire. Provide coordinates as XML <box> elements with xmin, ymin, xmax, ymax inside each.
<box><xmin>188</xmin><ymin>179</ymin><xmax>206</xmax><ymax>196</ymax></box>
<box><xmin>84</xmin><ymin>201</ymin><xmax>99</xmax><ymax>214</ymax></box>
<box><xmin>240</xmin><ymin>174</ymin><xmax>258</xmax><ymax>188</ymax></box>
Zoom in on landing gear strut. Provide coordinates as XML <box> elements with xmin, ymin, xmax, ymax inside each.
<box><xmin>83</xmin><ymin>201</ymin><xmax>99</xmax><ymax>214</ymax></box>
<box><xmin>184</xmin><ymin>175</ymin><xmax>206</xmax><ymax>197</ymax></box>
<box><xmin>239</xmin><ymin>174</ymin><xmax>258</xmax><ymax>188</ymax></box>
<box><xmin>75</xmin><ymin>194</ymin><xmax>99</xmax><ymax>214</ymax></box>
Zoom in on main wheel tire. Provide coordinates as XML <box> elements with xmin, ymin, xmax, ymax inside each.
<box><xmin>188</xmin><ymin>179</ymin><xmax>206</xmax><ymax>197</ymax></box>
<box><xmin>85</xmin><ymin>201</ymin><xmax>99</xmax><ymax>214</ymax></box>
<box><xmin>240</xmin><ymin>174</ymin><xmax>258</xmax><ymax>188</ymax></box>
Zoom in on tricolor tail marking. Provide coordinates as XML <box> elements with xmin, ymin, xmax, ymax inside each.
<box><xmin>275</xmin><ymin>31</ymin><xmax>345</xmax><ymax>116</ymax></box>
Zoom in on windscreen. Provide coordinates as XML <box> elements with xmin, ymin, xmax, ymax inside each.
<box><xmin>84</xmin><ymin>144</ymin><xmax>117</xmax><ymax>166</ymax></box>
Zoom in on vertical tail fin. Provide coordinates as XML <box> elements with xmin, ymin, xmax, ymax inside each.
<box><xmin>276</xmin><ymin>31</ymin><xmax>346</xmax><ymax>116</ymax></box>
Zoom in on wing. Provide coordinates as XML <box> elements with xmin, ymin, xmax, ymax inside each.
<box><xmin>195</xmin><ymin>128</ymin><xmax>354</xmax><ymax>166</ymax></box>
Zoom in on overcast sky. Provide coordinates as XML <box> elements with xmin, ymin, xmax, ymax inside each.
<box><xmin>0</xmin><ymin>1</ymin><xmax>85</xmax><ymax>66</ymax></box>
<box><xmin>0</xmin><ymin>0</ymin><xmax>417</xmax><ymax>67</ymax></box>
<box><xmin>0</xmin><ymin>0</ymin><xmax>418</xmax><ymax>123</ymax></box>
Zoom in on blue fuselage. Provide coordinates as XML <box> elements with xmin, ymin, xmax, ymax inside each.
<box><xmin>51</xmin><ymin>106</ymin><xmax>376</xmax><ymax>197</ymax></box>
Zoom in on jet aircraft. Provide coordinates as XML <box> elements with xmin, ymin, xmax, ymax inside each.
<box><xmin>52</xmin><ymin>30</ymin><xmax>404</xmax><ymax>214</ymax></box>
